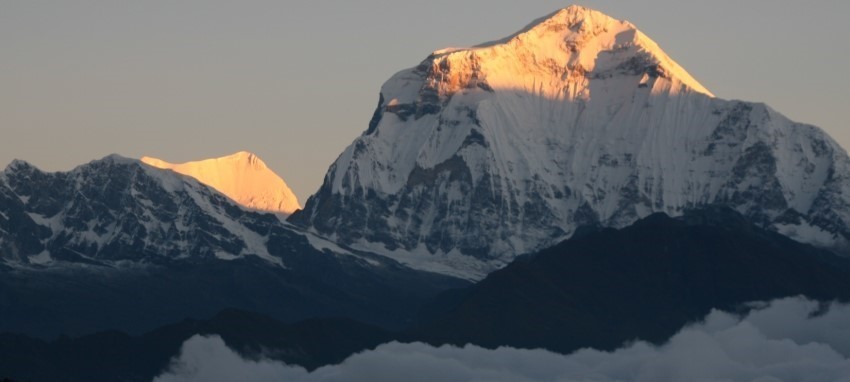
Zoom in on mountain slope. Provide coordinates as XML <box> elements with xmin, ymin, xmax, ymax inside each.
<box><xmin>291</xmin><ymin>5</ymin><xmax>850</xmax><ymax>280</ymax></box>
<box><xmin>142</xmin><ymin>151</ymin><xmax>300</xmax><ymax>215</ymax></box>
<box><xmin>408</xmin><ymin>207</ymin><xmax>850</xmax><ymax>353</ymax></box>
<box><xmin>0</xmin><ymin>155</ymin><xmax>466</xmax><ymax>337</ymax></box>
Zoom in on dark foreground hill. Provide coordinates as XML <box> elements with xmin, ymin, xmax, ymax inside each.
<box><xmin>0</xmin><ymin>309</ymin><xmax>391</xmax><ymax>382</ymax></box>
<box><xmin>409</xmin><ymin>207</ymin><xmax>850</xmax><ymax>352</ymax></box>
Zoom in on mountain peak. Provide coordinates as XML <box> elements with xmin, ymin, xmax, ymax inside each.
<box><xmin>5</xmin><ymin>155</ymin><xmax>141</xmax><ymax>175</ymax></box>
<box><xmin>3</xmin><ymin>159</ymin><xmax>36</xmax><ymax>173</ymax></box>
<box><xmin>221</xmin><ymin>151</ymin><xmax>266</xmax><ymax>169</ymax></box>
<box><xmin>294</xmin><ymin>6</ymin><xmax>850</xmax><ymax>279</ymax></box>
<box><xmin>426</xmin><ymin>5</ymin><xmax>711</xmax><ymax>98</ymax></box>
<box><xmin>530</xmin><ymin>5</ymin><xmax>621</xmax><ymax>32</ymax></box>
<box><xmin>141</xmin><ymin>152</ymin><xmax>300</xmax><ymax>215</ymax></box>
<box><xmin>98</xmin><ymin>153</ymin><xmax>138</xmax><ymax>165</ymax></box>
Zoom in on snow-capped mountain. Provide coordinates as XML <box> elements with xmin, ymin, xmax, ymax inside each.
<box><xmin>291</xmin><ymin>5</ymin><xmax>850</xmax><ymax>279</ymax></box>
<box><xmin>0</xmin><ymin>155</ymin><xmax>283</xmax><ymax>266</ymax></box>
<box><xmin>0</xmin><ymin>155</ymin><xmax>464</xmax><ymax>337</ymax></box>
<box><xmin>141</xmin><ymin>151</ymin><xmax>300</xmax><ymax>215</ymax></box>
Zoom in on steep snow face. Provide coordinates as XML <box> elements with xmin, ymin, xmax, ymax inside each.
<box><xmin>292</xmin><ymin>5</ymin><xmax>850</xmax><ymax>280</ymax></box>
<box><xmin>141</xmin><ymin>152</ymin><xmax>300</xmax><ymax>215</ymax></box>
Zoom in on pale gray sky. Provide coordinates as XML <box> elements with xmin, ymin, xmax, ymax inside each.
<box><xmin>2</xmin><ymin>1</ymin><xmax>848</xmax><ymax>201</ymax></box>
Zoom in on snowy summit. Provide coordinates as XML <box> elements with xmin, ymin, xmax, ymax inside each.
<box><xmin>142</xmin><ymin>151</ymin><xmax>300</xmax><ymax>215</ymax></box>
<box><xmin>292</xmin><ymin>5</ymin><xmax>850</xmax><ymax>280</ymax></box>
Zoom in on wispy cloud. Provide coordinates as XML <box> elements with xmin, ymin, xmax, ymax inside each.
<box><xmin>155</xmin><ymin>297</ymin><xmax>850</xmax><ymax>382</ymax></box>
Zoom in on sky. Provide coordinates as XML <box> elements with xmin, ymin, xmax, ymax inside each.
<box><xmin>2</xmin><ymin>1</ymin><xmax>848</xmax><ymax>202</ymax></box>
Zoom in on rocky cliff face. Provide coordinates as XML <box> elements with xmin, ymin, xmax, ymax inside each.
<box><xmin>291</xmin><ymin>6</ymin><xmax>850</xmax><ymax>279</ymax></box>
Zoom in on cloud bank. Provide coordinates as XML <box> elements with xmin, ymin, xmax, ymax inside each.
<box><xmin>155</xmin><ymin>297</ymin><xmax>850</xmax><ymax>382</ymax></box>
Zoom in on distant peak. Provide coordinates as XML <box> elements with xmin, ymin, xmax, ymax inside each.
<box><xmin>101</xmin><ymin>153</ymin><xmax>136</xmax><ymax>163</ymax></box>
<box><xmin>141</xmin><ymin>152</ymin><xmax>300</xmax><ymax>215</ymax></box>
<box><xmin>224</xmin><ymin>150</ymin><xmax>257</xmax><ymax>160</ymax></box>
<box><xmin>4</xmin><ymin>159</ymin><xmax>35</xmax><ymax>172</ymax></box>
<box><xmin>79</xmin><ymin>154</ymin><xmax>140</xmax><ymax>168</ymax></box>
<box><xmin>222</xmin><ymin>151</ymin><xmax>266</xmax><ymax>169</ymax></box>
<box><xmin>145</xmin><ymin>151</ymin><xmax>266</xmax><ymax>168</ymax></box>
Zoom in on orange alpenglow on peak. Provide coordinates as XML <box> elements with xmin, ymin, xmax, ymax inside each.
<box><xmin>141</xmin><ymin>151</ymin><xmax>301</xmax><ymax>215</ymax></box>
<box><xmin>424</xmin><ymin>4</ymin><xmax>712</xmax><ymax>99</ymax></box>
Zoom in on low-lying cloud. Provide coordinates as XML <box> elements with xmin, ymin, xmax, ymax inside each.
<box><xmin>155</xmin><ymin>297</ymin><xmax>850</xmax><ymax>382</ymax></box>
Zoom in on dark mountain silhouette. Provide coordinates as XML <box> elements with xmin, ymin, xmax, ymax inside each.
<box><xmin>0</xmin><ymin>309</ymin><xmax>390</xmax><ymax>382</ymax></box>
<box><xmin>408</xmin><ymin>207</ymin><xmax>850</xmax><ymax>352</ymax></box>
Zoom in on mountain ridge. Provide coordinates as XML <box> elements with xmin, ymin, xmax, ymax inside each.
<box><xmin>0</xmin><ymin>154</ymin><xmax>466</xmax><ymax>338</ymax></box>
<box><xmin>0</xmin><ymin>154</ymin><xmax>281</xmax><ymax>267</ymax></box>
